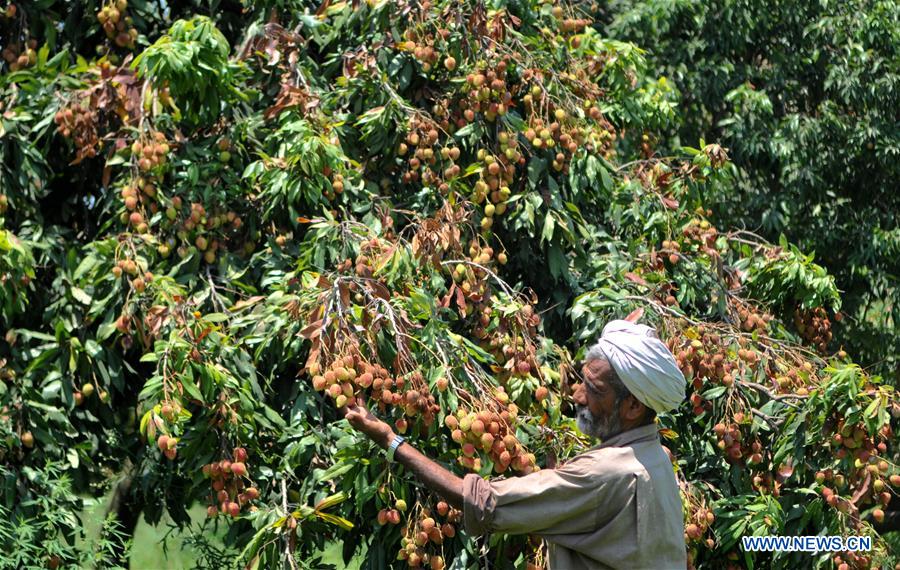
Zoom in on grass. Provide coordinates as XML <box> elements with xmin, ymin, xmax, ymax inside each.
<box><xmin>81</xmin><ymin>491</ymin><xmax>363</xmax><ymax>569</ymax></box>
<box><xmin>129</xmin><ymin>504</ymin><xmax>209</xmax><ymax>569</ymax></box>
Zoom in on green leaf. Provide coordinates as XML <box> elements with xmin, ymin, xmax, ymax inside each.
<box><xmin>316</xmin><ymin>461</ymin><xmax>355</xmax><ymax>482</ymax></box>
<box><xmin>180</xmin><ymin>371</ymin><xmax>204</xmax><ymax>402</ymax></box>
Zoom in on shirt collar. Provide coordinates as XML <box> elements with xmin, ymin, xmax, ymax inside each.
<box><xmin>593</xmin><ymin>423</ymin><xmax>660</xmax><ymax>449</ymax></box>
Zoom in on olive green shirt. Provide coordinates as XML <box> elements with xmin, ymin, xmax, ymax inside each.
<box><xmin>462</xmin><ymin>423</ymin><xmax>686</xmax><ymax>569</ymax></box>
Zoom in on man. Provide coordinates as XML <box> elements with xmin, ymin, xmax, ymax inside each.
<box><xmin>344</xmin><ymin>313</ymin><xmax>687</xmax><ymax>569</ymax></box>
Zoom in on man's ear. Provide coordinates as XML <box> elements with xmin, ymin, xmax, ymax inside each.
<box><xmin>621</xmin><ymin>394</ymin><xmax>647</xmax><ymax>422</ymax></box>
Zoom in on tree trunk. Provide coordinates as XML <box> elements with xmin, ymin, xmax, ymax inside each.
<box><xmin>102</xmin><ymin>470</ymin><xmax>143</xmax><ymax>567</ymax></box>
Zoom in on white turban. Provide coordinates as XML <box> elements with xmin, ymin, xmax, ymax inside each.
<box><xmin>593</xmin><ymin>320</ymin><xmax>685</xmax><ymax>414</ymax></box>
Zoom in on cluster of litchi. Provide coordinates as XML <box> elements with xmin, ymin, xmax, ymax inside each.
<box><xmin>70</xmin><ymin>381</ymin><xmax>108</xmax><ymax>408</ymax></box>
<box><xmin>144</xmin><ymin>402</ymin><xmax>185</xmax><ymax>458</ymax></box>
<box><xmin>711</xmin><ymin>416</ymin><xmax>762</xmax><ymax>464</ymax></box>
<box><xmin>202</xmin><ymin>447</ymin><xmax>260</xmax><ymax>518</ymax></box>
<box><xmin>97</xmin><ymin>0</ymin><xmax>138</xmax><ymax>49</ymax></box>
<box><xmin>471</xmin><ymin>148</ymin><xmax>515</xmax><ymax>231</ymax></box>
<box><xmin>332</xmin><ymin>239</ymin><xmax>387</xmax><ymax>281</ymax></box>
<box><xmin>793</xmin><ymin>306</ymin><xmax>832</xmax><ymax>353</ymax></box>
<box><xmin>474</xmin><ymin>305</ymin><xmax>541</xmax><ymax>386</ymax></box>
<box><xmin>658</xmin><ymin>240</ymin><xmax>684</xmax><ymax>277</ymax></box>
<box><xmin>54</xmin><ymin>102</ymin><xmax>100</xmax><ymax>160</ymax></box>
<box><xmin>377</xmin><ymin>502</ymin><xmax>402</xmax><ymax>526</ymax></box>
<box><xmin>120</xmin><ymin>178</ymin><xmax>155</xmax><ymax>212</ymax></box>
<box><xmin>770</xmin><ymin>363</ymin><xmax>812</xmax><ymax>395</ymax></box>
<box><xmin>324</xmin><ymin>166</ymin><xmax>344</xmax><ymax>201</ymax></box>
<box><xmin>311</xmin><ymin>352</ymin><xmax>442</xmax><ymax>428</ymax></box>
<box><xmin>398</xmin><ymin>118</ymin><xmax>456</xmax><ymax>189</ymax></box>
<box><xmin>669</xmin><ymin>332</ymin><xmax>740</xmax><ymax>394</ymax></box>
<box><xmin>679</xmin><ymin>216</ymin><xmax>720</xmax><ymax>259</ymax></box>
<box><xmin>460</xmin><ymin>61</ymin><xmax>515</xmax><ymax>123</ymax></box>
<box><xmin>400</xmin><ymin>25</ymin><xmax>447</xmax><ymax>73</ymax></box>
<box><xmin>1</xmin><ymin>38</ymin><xmax>37</xmax><ymax>71</ymax></box>
<box><xmin>550</xmin><ymin>5</ymin><xmax>591</xmax><ymax>33</ymax></box>
<box><xmin>448</xmin><ymin>262</ymin><xmax>489</xmax><ymax>304</ymax></box>
<box><xmin>681</xmin><ymin>484</ymin><xmax>719</xmax><ymax>570</ymax></box>
<box><xmin>736</xmin><ymin>301</ymin><xmax>772</xmax><ymax>334</ymax></box>
<box><xmin>826</xmin><ymin>420</ymin><xmax>897</xmax><ymax>506</ymax></box>
<box><xmin>132</xmin><ymin>132</ymin><xmax>169</xmax><ymax>172</ymax></box>
<box><xmin>501</xmin><ymin>329</ymin><xmax>541</xmax><ymax>378</ymax></box>
<box><xmin>445</xmin><ymin>395</ymin><xmax>535</xmax><ymax>474</ymax></box>
<box><xmin>111</xmin><ymin>255</ymin><xmax>153</xmax><ymax>293</ymax></box>
<box><xmin>311</xmin><ymin>353</ymin><xmax>370</xmax><ymax>409</ymax></box>
<box><xmin>684</xmin><ymin>506</ymin><xmax>716</xmax><ymax>548</ymax></box>
<box><xmin>397</xmin><ymin>502</ymin><xmax>461</xmax><ymax>568</ymax></box>
<box><xmin>831</xmin><ymin>552</ymin><xmax>874</xmax><ymax>570</ymax></box>
<box><xmin>520</xmin><ymin>68</ymin><xmax>615</xmax><ymax>156</ymax></box>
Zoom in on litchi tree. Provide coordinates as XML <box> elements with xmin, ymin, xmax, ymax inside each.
<box><xmin>0</xmin><ymin>1</ymin><xmax>897</xmax><ymax>569</ymax></box>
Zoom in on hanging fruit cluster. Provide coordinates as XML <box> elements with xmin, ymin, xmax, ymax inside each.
<box><xmin>793</xmin><ymin>306</ymin><xmax>832</xmax><ymax>353</ymax></box>
<box><xmin>446</xmin><ymin>260</ymin><xmax>492</xmax><ymax>307</ymax></box>
<box><xmin>711</xmin><ymin>416</ymin><xmax>764</xmax><ymax>466</ymax></box>
<box><xmin>831</xmin><ymin>551</ymin><xmax>875</xmax><ymax>570</ymax></box>
<box><xmin>670</xmin><ymin>331</ymin><xmax>740</xmax><ymax>394</ymax></box>
<box><xmin>520</xmin><ymin>69</ymin><xmax>616</xmax><ymax>159</ymax></box>
<box><xmin>471</xmin><ymin>147</ymin><xmax>515</xmax><ymax>231</ymax></box>
<box><xmin>54</xmin><ymin>102</ymin><xmax>100</xmax><ymax>160</ymax></box>
<box><xmin>659</xmin><ymin>239</ymin><xmax>682</xmax><ymax>270</ymax></box>
<box><xmin>397</xmin><ymin>502</ymin><xmax>461</xmax><ymax>568</ymax></box>
<box><xmin>97</xmin><ymin>0</ymin><xmax>138</xmax><ymax>49</ymax></box>
<box><xmin>332</xmin><ymin>238</ymin><xmax>386</xmax><ymax>280</ymax></box>
<box><xmin>550</xmin><ymin>5</ymin><xmax>591</xmax><ymax>34</ymax></box>
<box><xmin>377</xmin><ymin>502</ymin><xmax>402</xmax><ymax>526</ymax></box>
<box><xmin>451</xmin><ymin>247</ymin><xmax>539</xmax><ymax>379</ymax></box>
<box><xmin>201</xmin><ymin>447</ymin><xmax>260</xmax><ymax>518</ymax></box>
<box><xmin>310</xmin><ymin>352</ymin><xmax>441</xmax><ymax>429</ymax></box>
<box><xmin>491</xmin><ymin>326</ymin><xmax>541</xmax><ymax>383</ymax></box>
<box><xmin>155</xmin><ymin>433</ymin><xmax>179</xmax><ymax>460</ymax></box>
<box><xmin>679</xmin><ymin>215</ymin><xmax>721</xmax><ymax>259</ymax></box>
<box><xmin>460</xmin><ymin>61</ymin><xmax>514</xmax><ymax>124</ymax></box>
<box><xmin>118</xmin><ymin>178</ymin><xmax>156</xmax><ymax>233</ymax></box>
<box><xmin>325</xmin><ymin>167</ymin><xmax>344</xmax><ymax>201</ymax></box>
<box><xmin>681</xmin><ymin>485</ymin><xmax>716</xmax><ymax>553</ymax></box>
<box><xmin>445</xmin><ymin>392</ymin><xmax>536</xmax><ymax>474</ymax></box>
<box><xmin>735</xmin><ymin>300</ymin><xmax>772</xmax><ymax>334</ymax></box>
<box><xmin>824</xmin><ymin>416</ymin><xmax>895</xmax><ymax>487</ymax></box>
<box><xmin>398</xmin><ymin>117</ymin><xmax>458</xmax><ymax>189</ymax></box>
<box><xmin>132</xmin><ymin>131</ymin><xmax>170</xmax><ymax>172</ymax></box>
<box><xmin>1</xmin><ymin>38</ymin><xmax>36</xmax><ymax>71</ymax></box>
<box><xmin>401</xmin><ymin>24</ymin><xmax>446</xmax><ymax>73</ymax></box>
<box><xmin>111</xmin><ymin>251</ymin><xmax>154</xmax><ymax>297</ymax></box>
<box><xmin>180</xmin><ymin>202</ymin><xmax>238</xmax><ymax>264</ymax></box>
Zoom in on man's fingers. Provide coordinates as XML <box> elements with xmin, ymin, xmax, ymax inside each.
<box><xmin>625</xmin><ymin>308</ymin><xmax>644</xmax><ymax>323</ymax></box>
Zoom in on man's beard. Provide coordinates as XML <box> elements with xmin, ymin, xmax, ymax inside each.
<box><xmin>576</xmin><ymin>405</ymin><xmax>622</xmax><ymax>440</ymax></box>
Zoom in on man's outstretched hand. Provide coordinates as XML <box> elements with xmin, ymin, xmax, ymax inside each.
<box><xmin>345</xmin><ymin>403</ymin><xmax>465</xmax><ymax>510</ymax></box>
<box><xmin>344</xmin><ymin>402</ymin><xmax>395</xmax><ymax>449</ymax></box>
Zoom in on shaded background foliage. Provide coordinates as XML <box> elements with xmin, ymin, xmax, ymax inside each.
<box><xmin>600</xmin><ymin>0</ymin><xmax>900</xmax><ymax>380</ymax></box>
<box><xmin>0</xmin><ymin>1</ymin><xmax>898</xmax><ymax>569</ymax></box>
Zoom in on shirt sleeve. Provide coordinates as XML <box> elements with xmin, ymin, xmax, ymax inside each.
<box><xmin>463</xmin><ymin>454</ymin><xmax>630</xmax><ymax>536</ymax></box>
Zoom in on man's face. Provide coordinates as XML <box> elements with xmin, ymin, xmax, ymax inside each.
<box><xmin>571</xmin><ymin>359</ymin><xmax>622</xmax><ymax>440</ymax></box>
